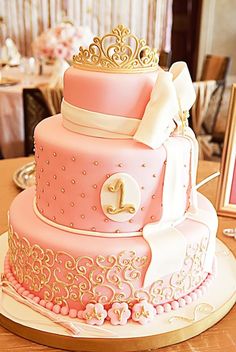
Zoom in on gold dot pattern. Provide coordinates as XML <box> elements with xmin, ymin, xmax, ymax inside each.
<box><xmin>34</xmin><ymin>138</ymin><xmax>191</xmax><ymax>232</ymax></box>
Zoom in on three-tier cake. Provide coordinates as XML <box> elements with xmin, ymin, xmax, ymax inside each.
<box><xmin>5</xmin><ymin>25</ymin><xmax>218</xmax><ymax>326</ymax></box>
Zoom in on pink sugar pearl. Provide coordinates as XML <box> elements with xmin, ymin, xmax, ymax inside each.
<box><xmin>22</xmin><ymin>290</ymin><xmax>30</xmax><ymax>297</ymax></box>
<box><xmin>77</xmin><ymin>310</ymin><xmax>84</xmax><ymax>319</ymax></box>
<box><xmin>163</xmin><ymin>303</ymin><xmax>171</xmax><ymax>313</ymax></box>
<box><xmin>33</xmin><ymin>296</ymin><xmax>40</xmax><ymax>304</ymax></box>
<box><xmin>69</xmin><ymin>309</ymin><xmax>77</xmax><ymax>318</ymax></box>
<box><xmin>15</xmin><ymin>283</ymin><xmax>21</xmax><ymax>290</ymax></box>
<box><xmin>52</xmin><ymin>305</ymin><xmax>61</xmax><ymax>314</ymax></box>
<box><xmin>171</xmin><ymin>301</ymin><xmax>179</xmax><ymax>310</ymax></box>
<box><xmin>28</xmin><ymin>294</ymin><xmax>35</xmax><ymax>300</ymax></box>
<box><xmin>17</xmin><ymin>287</ymin><xmax>25</xmax><ymax>294</ymax></box>
<box><xmin>156</xmin><ymin>305</ymin><xmax>164</xmax><ymax>315</ymax></box>
<box><xmin>61</xmin><ymin>306</ymin><xmax>69</xmax><ymax>316</ymax></box>
<box><xmin>184</xmin><ymin>295</ymin><xmax>192</xmax><ymax>305</ymax></box>
<box><xmin>190</xmin><ymin>292</ymin><xmax>197</xmax><ymax>301</ymax></box>
<box><xmin>39</xmin><ymin>300</ymin><xmax>46</xmax><ymax>307</ymax></box>
<box><xmin>45</xmin><ymin>302</ymin><xmax>54</xmax><ymax>310</ymax></box>
<box><xmin>178</xmin><ymin>298</ymin><xmax>186</xmax><ymax>308</ymax></box>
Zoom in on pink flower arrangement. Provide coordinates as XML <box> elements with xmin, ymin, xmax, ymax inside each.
<box><xmin>33</xmin><ymin>22</ymin><xmax>93</xmax><ymax>61</ymax></box>
<box><xmin>108</xmin><ymin>302</ymin><xmax>131</xmax><ymax>325</ymax></box>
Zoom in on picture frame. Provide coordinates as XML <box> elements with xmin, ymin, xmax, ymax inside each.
<box><xmin>217</xmin><ymin>84</ymin><xmax>236</xmax><ymax>218</ymax></box>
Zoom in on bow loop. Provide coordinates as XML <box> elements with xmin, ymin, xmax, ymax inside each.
<box><xmin>134</xmin><ymin>61</ymin><xmax>196</xmax><ymax>149</ymax></box>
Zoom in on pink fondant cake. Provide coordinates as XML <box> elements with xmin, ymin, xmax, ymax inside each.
<box><xmin>64</xmin><ymin>67</ymin><xmax>157</xmax><ymax>118</ymax></box>
<box><xmin>5</xmin><ymin>25</ymin><xmax>218</xmax><ymax>326</ymax></box>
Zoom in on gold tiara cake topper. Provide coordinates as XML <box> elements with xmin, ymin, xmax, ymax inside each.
<box><xmin>73</xmin><ymin>24</ymin><xmax>159</xmax><ymax>73</ymax></box>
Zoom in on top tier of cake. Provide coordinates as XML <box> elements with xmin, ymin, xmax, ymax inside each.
<box><xmin>64</xmin><ymin>67</ymin><xmax>158</xmax><ymax>118</ymax></box>
<box><xmin>63</xmin><ymin>23</ymin><xmax>160</xmax><ymax>119</ymax></box>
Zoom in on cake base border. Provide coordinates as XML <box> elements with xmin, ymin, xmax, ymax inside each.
<box><xmin>0</xmin><ymin>232</ymin><xmax>235</xmax><ymax>352</ymax></box>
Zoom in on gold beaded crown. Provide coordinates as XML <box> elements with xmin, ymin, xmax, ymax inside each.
<box><xmin>73</xmin><ymin>24</ymin><xmax>159</xmax><ymax>73</ymax></box>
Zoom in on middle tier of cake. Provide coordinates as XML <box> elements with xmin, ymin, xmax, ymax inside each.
<box><xmin>34</xmin><ymin>115</ymin><xmax>192</xmax><ymax>233</ymax></box>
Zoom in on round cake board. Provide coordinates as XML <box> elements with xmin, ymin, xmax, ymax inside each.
<box><xmin>0</xmin><ymin>232</ymin><xmax>235</xmax><ymax>352</ymax></box>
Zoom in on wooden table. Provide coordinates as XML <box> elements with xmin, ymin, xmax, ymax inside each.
<box><xmin>0</xmin><ymin>157</ymin><xmax>235</xmax><ymax>352</ymax></box>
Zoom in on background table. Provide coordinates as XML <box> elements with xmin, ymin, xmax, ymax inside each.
<box><xmin>0</xmin><ymin>157</ymin><xmax>235</xmax><ymax>352</ymax></box>
<box><xmin>0</xmin><ymin>66</ymin><xmax>52</xmax><ymax>158</ymax></box>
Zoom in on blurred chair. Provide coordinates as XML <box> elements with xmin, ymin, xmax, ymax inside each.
<box><xmin>191</xmin><ymin>55</ymin><xmax>231</xmax><ymax>160</ymax></box>
<box><xmin>192</xmin><ymin>80</ymin><xmax>218</xmax><ymax>135</ymax></box>
<box><xmin>159</xmin><ymin>51</ymin><xmax>172</xmax><ymax>69</ymax></box>
<box><xmin>38</xmin><ymin>84</ymin><xmax>63</xmax><ymax>116</ymax></box>
<box><xmin>191</xmin><ymin>80</ymin><xmax>216</xmax><ymax>159</ymax></box>
<box><xmin>23</xmin><ymin>88</ymin><xmax>51</xmax><ymax>156</ymax></box>
<box><xmin>201</xmin><ymin>55</ymin><xmax>230</xmax><ymax>141</ymax></box>
<box><xmin>201</xmin><ymin>55</ymin><xmax>230</xmax><ymax>81</ymax></box>
<box><xmin>202</xmin><ymin>56</ymin><xmax>230</xmax><ymax>158</ymax></box>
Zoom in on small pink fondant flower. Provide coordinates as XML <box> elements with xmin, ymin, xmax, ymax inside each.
<box><xmin>83</xmin><ymin>303</ymin><xmax>107</xmax><ymax>326</ymax></box>
<box><xmin>108</xmin><ymin>302</ymin><xmax>131</xmax><ymax>325</ymax></box>
<box><xmin>132</xmin><ymin>300</ymin><xmax>156</xmax><ymax>325</ymax></box>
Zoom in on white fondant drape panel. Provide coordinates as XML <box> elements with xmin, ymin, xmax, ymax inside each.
<box><xmin>0</xmin><ymin>0</ymin><xmax>172</xmax><ymax>57</ymax></box>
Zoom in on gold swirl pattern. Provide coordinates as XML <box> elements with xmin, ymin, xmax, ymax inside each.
<box><xmin>8</xmin><ymin>225</ymin><xmax>208</xmax><ymax>309</ymax></box>
<box><xmin>73</xmin><ymin>24</ymin><xmax>159</xmax><ymax>73</ymax></box>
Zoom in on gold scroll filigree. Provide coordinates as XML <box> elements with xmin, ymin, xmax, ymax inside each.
<box><xmin>8</xmin><ymin>225</ymin><xmax>209</xmax><ymax>309</ymax></box>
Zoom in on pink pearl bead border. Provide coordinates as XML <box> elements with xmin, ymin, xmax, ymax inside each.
<box><xmin>3</xmin><ymin>255</ymin><xmax>216</xmax><ymax>322</ymax></box>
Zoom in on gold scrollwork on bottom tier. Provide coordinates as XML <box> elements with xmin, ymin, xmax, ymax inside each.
<box><xmin>8</xmin><ymin>225</ymin><xmax>208</xmax><ymax>308</ymax></box>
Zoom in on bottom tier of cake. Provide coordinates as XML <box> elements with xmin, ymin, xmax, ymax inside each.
<box><xmin>5</xmin><ymin>187</ymin><xmax>217</xmax><ymax>323</ymax></box>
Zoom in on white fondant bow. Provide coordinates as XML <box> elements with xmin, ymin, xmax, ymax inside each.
<box><xmin>62</xmin><ymin>62</ymin><xmax>196</xmax><ymax>149</ymax></box>
<box><xmin>134</xmin><ymin>61</ymin><xmax>196</xmax><ymax>149</ymax></box>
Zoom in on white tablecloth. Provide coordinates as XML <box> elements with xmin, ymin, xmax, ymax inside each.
<box><xmin>0</xmin><ymin>66</ymin><xmax>52</xmax><ymax>158</ymax></box>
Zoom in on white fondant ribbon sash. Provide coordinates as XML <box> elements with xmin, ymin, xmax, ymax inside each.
<box><xmin>62</xmin><ymin>99</ymin><xmax>139</xmax><ymax>139</ymax></box>
<box><xmin>186</xmin><ymin>207</ymin><xmax>218</xmax><ymax>273</ymax></box>
<box><xmin>142</xmin><ymin>136</ymin><xmax>188</xmax><ymax>287</ymax></box>
<box><xmin>61</xmin><ymin>62</ymin><xmax>196</xmax><ymax>148</ymax></box>
<box><xmin>143</xmin><ymin>225</ymin><xmax>186</xmax><ymax>287</ymax></box>
<box><xmin>162</xmin><ymin>138</ymin><xmax>188</xmax><ymax>223</ymax></box>
<box><xmin>140</xmin><ymin>63</ymin><xmax>200</xmax><ymax>287</ymax></box>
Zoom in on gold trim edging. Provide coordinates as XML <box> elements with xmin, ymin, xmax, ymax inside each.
<box><xmin>0</xmin><ymin>292</ymin><xmax>235</xmax><ymax>352</ymax></box>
